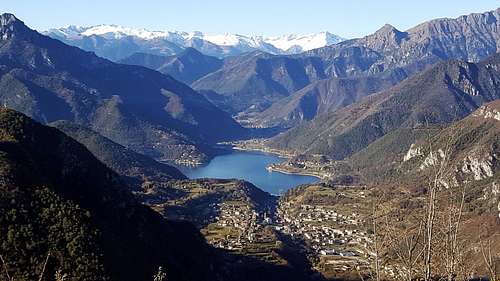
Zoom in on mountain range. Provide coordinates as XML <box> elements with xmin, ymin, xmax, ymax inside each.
<box><xmin>45</xmin><ymin>25</ymin><xmax>345</xmax><ymax>60</ymax></box>
<box><xmin>119</xmin><ymin>8</ymin><xmax>500</xmax><ymax>127</ymax></box>
<box><xmin>1</xmin><ymin>6</ymin><xmax>500</xmax><ymax>280</ymax></box>
<box><xmin>0</xmin><ymin>13</ymin><xmax>246</xmax><ymax>164</ymax></box>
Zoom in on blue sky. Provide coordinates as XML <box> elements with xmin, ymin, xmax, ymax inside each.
<box><xmin>2</xmin><ymin>0</ymin><xmax>499</xmax><ymax>38</ymax></box>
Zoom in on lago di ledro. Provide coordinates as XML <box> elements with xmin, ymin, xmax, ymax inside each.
<box><xmin>4</xmin><ymin>4</ymin><xmax>500</xmax><ymax>280</ymax></box>
<box><xmin>181</xmin><ymin>151</ymin><xmax>319</xmax><ymax>195</ymax></box>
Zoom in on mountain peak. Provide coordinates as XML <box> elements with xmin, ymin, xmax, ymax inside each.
<box><xmin>0</xmin><ymin>13</ymin><xmax>18</xmax><ymax>25</ymax></box>
<box><xmin>0</xmin><ymin>13</ymin><xmax>28</xmax><ymax>39</ymax></box>
<box><xmin>46</xmin><ymin>24</ymin><xmax>346</xmax><ymax>56</ymax></box>
<box><xmin>364</xmin><ymin>23</ymin><xmax>407</xmax><ymax>49</ymax></box>
<box><xmin>374</xmin><ymin>24</ymin><xmax>402</xmax><ymax>35</ymax></box>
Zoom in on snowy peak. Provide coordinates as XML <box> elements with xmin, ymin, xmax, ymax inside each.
<box><xmin>48</xmin><ymin>24</ymin><xmax>169</xmax><ymax>40</ymax></box>
<box><xmin>202</xmin><ymin>33</ymin><xmax>249</xmax><ymax>46</ymax></box>
<box><xmin>46</xmin><ymin>24</ymin><xmax>345</xmax><ymax>55</ymax></box>
<box><xmin>265</xmin><ymin>31</ymin><xmax>344</xmax><ymax>52</ymax></box>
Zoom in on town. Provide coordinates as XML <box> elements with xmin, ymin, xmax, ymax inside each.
<box><xmin>197</xmin><ymin>183</ymin><xmax>376</xmax><ymax>275</ymax></box>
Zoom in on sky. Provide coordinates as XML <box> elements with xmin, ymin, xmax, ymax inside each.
<box><xmin>2</xmin><ymin>0</ymin><xmax>499</xmax><ymax>38</ymax></box>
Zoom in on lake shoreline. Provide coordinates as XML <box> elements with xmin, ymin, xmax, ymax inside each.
<box><xmin>181</xmin><ymin>149</ymin><xmax>319</xmax><ymax>195</ymax></box>
<box><xmin>266</xmin><ymin>164</ymin><xmax>324</xmax><ymax>180</ymax></box>
<box><xmin>230</xmin><ymin>144</ymin><xmax>325</xmax><ymax>180</ymax></box>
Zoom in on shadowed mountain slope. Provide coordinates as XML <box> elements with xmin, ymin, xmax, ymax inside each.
<box><xmin>0</xmin><ymin>108</ymin><xmax>216</xmax><ymax>281</ymax></box>
<box><xmin>0</xmin><ymin>13</ymin><xmax>246</xmax><ymax>164</ymax></box>
<box><xmin>119</xmin><ymin>48</ymin><xmax>223</xmax><ymax>84</ymax></box>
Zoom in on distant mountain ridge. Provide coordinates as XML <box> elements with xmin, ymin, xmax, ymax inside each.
<box><xmin>304</xmin><ymin>8</ymin><xmax>500</xmax><ymax>75</ymax></box>
<box><xmin>0</xmin><ymin>13</ymin><xmax>246</xmax><ymax>164</ymax></box>
<box><xmin>118</xmin><ymin>48</ymin><xmax>223</xmax><ymax>84</ymax></box>
<box><xmin>100</xmin><ymin>8</ymin><xmax>500</xmax><ymax>128</ymax></box>
<box><xmin>45</xmin><ymin>25</ymin><xmax>345</xmax><ymax>60</ymax></box>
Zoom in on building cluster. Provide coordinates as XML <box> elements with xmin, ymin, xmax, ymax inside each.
<box><xmin>267</xmin><ymin>157</ymin><xmax>338</xmax><ymax>180</ymax></box>
<box><xmin>207</xmin><ymin>201</ymin><xmax>274</xmax><ymax>250</ymax></box>
<box><xmin>276</xmin><ymin>202</ymin><xmax>372</xmax><ymax>268</ymax></box>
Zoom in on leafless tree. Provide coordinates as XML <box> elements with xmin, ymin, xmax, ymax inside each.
<box><xmin>0</xmin><ymin>251</ymin><xmax>51</xmax><ymax>281</ymax></box>
<box><xmin>389</xmin><ymin>219</ymin><xmax>425</xmax><ymax>281</ymax></box>
<box><xmin>479</xmin><ymin>233</ymin><xmax>499</xmax><ymax>281</ymax></box>
<box><xmin>0</xmin><ymin>254</ymin><xmax>12</xmax><ymax>281</ymax></box>
<box><xmin>423</xmin><ymin>121</ymin><xmax>456</xmax><ymax>281</ymax></box>
<box><xmin>363</xmin><ymin>191</ymin><xmax>393</xmax><ymax>281</ymax></box>
<box><xmin>439</xmin><ymin>183</ymin><xmax>467</xmax><ymax>281</ymax></box>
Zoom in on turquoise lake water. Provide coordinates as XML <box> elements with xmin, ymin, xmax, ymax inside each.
<box><xmin>180</xmin><ymin>151</ymin><xmax>318</xmax><ymax>195</ymax></box>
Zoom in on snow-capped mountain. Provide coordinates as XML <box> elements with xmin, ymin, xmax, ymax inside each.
<box><xmin>265</xmin><ymin>32</ymin><xmax>344</xmax><ymax>52</ymax></box>
<box><xmin>45</xmin><ymin>25</ymin><xmax>345</xmax><ymax>60</ymax></box>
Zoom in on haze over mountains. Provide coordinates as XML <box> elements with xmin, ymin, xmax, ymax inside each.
<box><xmin>45</xmin><ymin>25</ymin><xmax>345</xmax><ymax>60</ymax></box>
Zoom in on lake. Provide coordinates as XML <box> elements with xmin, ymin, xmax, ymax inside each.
<box><xmin>180</xmin><ymin>150</ymin><xmax>319</xmax><ymax>195</ymax></box>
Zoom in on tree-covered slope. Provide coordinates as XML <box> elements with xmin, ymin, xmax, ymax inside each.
<box><xmin>0</xmin><ymin>108</ymin><xmax>215</xmax><ymax>281</ymax></box>
<box><xmin>50</xmin><ymin>121</ymin><xmax>186</xmax><ymax>191</ymax></box>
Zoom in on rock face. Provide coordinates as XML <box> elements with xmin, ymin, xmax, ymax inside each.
<box><xmin>267</xmin><ymin>52</ymin><xmax>500</xmax><ymax>160</ymax></box>
<box><xmin>424</xmin><ymin>101</ymin><xmax>500</xmax><ymax>185</ymax></box>
<box><xmin>0</xmin><ymin>14</ymin><xmax>246</xmax><ymax>163</ymax></box>
<box><xmin>403</xmin><ymin>100</ymin><xmax>500</xmax><ymax>173</ymax></box>
<box><xmin>307</xmin><ymin>8</ymin><xmax>500</xmax><ymax>76</ymax></box>
<box><xmin>473</xmin><ymin>103</ymin><xmax>500</xmax><ymax>121</ymax></box>
<box><xmin>0</xmin><ymin>14</ymin><xmax>21</xmax><ymax>39</ymax></box>
<box><xmin>403</xmin><ymin>143</ymin><xmax>424</xmax><ymax>162</ymax></box>
<box><xmin>461</xmin><ymin>154</ymin><xmax>495</xmax><ymax>180</ymax></box>
<box><xmin>401</xmin><ymin>100</ymin><xmax>500</xmax><ymax>215</ymax></box>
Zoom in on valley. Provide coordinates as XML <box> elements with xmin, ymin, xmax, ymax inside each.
<box><xmin>0</xmin><ymin>5</ymin><xmax>500</xmax><ymax>281</ymax></box>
